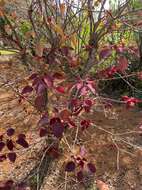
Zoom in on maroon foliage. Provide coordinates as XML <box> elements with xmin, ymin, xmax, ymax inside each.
<box><xmin>7</xmin><ymin>152</ymin><xmax>17</xmax><ymax>163</ymax></box>
<box><xmin>84</xmin><ymin>99</ymin><xmax>93</xmax><ymax>112</ymax></box>
<box><xmin>78</xmin><ymin>159</ymin><xmax>85</xmax><ymax>168</ymax></box>
<box><xmin>43</xmin><ymin>74</ymin><xmax>54</xmax><ymax>88</ymax></box>
<box><xmin>80</xmin><ymin>120</ymin><xmax>90</xmax><ymax>130</ymax></box>
<box><xmin>21</xmin><ymin>86</ymin><xmax>33</xmax><ymax>94</ymax></box>
<box><xmin>6</xmin><ymin>140</ymin><xmax>14</xmax><ymax>151</ymax></box>
<box><xmin>87</xmin><ymin>163</ymin><xmax>96</xmax><ymax>173</ymax></box>
<box><xmin>6</xmin><ymin>128</ymin><xmax>15</xmax><ymax>137</ymax></box>
<box><xmin>55</xmin><ymin>86</ymin><xmax>65</xmax><ymax>94</ymax></box>
<box><xmin>35</xmin><ymin>93</ymin><xmax>46</xmax><ymax>111</ymax></box>
<box><xmin>0</xmin><ymin>135</ymin><xmax>3</xmax><ymax>141</ymax></box>
<box><xmin>99</xmin><ymin>47</ymin><xmax>112</xmax><ymax>59</ymax></box>
<box><xmin>29</xmin><ymin>73</ymin><xmax>38</xmax><ymax>80</ymax></box>
<box><xmin>76</xmin><ymin>156</ymin><xmax>87</xmax><ymax>169</ymax></box>
<box><xmin>122</xmin><ymin>96</ymin><xmax>140</xmax><ymax>107</ymax></box>
<box><xmin>0</xmin><ymin>0</ymin><xmax>138</xmax><ymax>187</ymax></box>
<box><xmin>50</xmin><ymin>118</ymin><xmax>64</xmax><ymax>138</ymax></box>
<box><xmin>39</xmin><ymin>127</ymin><xmax>48</xmax><ymax>137</ymax></box>
<box><xmin>0</xmin><ymin>142</ymin><xmax>5</xmax><ymax>152</ymax></box>
<box><xmin>18</xmin><ymin>134</ymin><xmax>26</xmax><ymax>139</ymax></box>
<box><xmin>35</xmin><ymin>94</ymin><xmax>47</xmax><ymax>111</ymax></box>
<box><xmin>68</xmin><ymin>119</ymin><xmax>77</xmax><ymax>128</ymax></box>
<box><xmin>16</xmin><ymin>137</ymin><xmax>29</xmax><ymax>148</ymax></box>
<box><xmin>70</xmin><ymin>98</ymin><xmax>79</xmax><ymax>109</ymax></box>
<box><xmin>106</xmin><ymin>66</ymin><xmax>117</xmax><ymax>78</ymax></box>
<box><xmin>117</xmin><ymin>56</ymin><xmax>128</xmax><ymax>73</ymax></box>
<box><xmin>65</xmin><ymin>161</ymin><xmax>76</xmax><ymax>172</ymax></box>
<box><xmin>35</xmin><ymin>82</ymin><xmax>46</xmax><ymax>95</ymax></box>
<box><xmin>50</xmin><ymin>117</ymin><xmax>61</xmax><ymax>125</ymax></box>
<box><xmin>52</xmin><ymin>122</ymin><xmax>64</xmax><ymax>138</ymax></box>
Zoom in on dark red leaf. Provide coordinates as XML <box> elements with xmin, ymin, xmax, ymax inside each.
<box><xmin>52</xmin><ymin>72</ymin><xmax>64</xmax><ymax>79</ymax></box>
<box><xmin>105</xmin><ymin>66</ymin><xmax>117</xmax><ymax>78</ymax></box>
<box><xmin>122</xmin><ymin>96</ymin><xmax>140</xmax><ymax>108</ymax></box>
<box><xmin>50</xmin><ymin>117</ymin><xmax>61</xmax><ymax>125</ymax></box>
<box><xmin>18</xmin><ymin>134</ymin><xmax>26</xmax><ymax>139</ymax></box>
<box><xmin>79</xmin><ymin>160</ymin><xmax>85</xmax><ymax>168</ymax></box>
<box><xmin>55</xmin><ymin>86</ymin><xmax>65</xmax><ymax>93</ymax></box>
<box><xmin>6</xmin><ymin>128</ymin><xmax>15</xmax><ymax>136</ymax></box>
<box><xmin>0</xmin><ymin>142</ymin><xmax>5</xmax><ymax>152</ymax></box>
<box><xmin>0</xmin><ymin>135</ymin><xmax>3</xmax><ymax>141</ymax></box>
<box><xmin>122</xmin><ymin>96</ymin><xmax>129</xmax><ymax>101</ymax></box>
<box><xmin>65</xmin><ymin>161</ymin><xmax>76</xmax><ymax>172</ymax></box>
<box><xmin>77</xmin><ymin>171</ymin><xmax>84</xmax><ymax>181</ymax></box>
<box><xmin>32</xmin><ymin>77</ymin><xmax>41</xmax><ymax>87</ymax></box>
<box><xmin>60</xmin><ymin>109</ymin><xmax>71</xmax><ymax>121</ymax></box>
<box><xmin>117</xmin><ymin>56</ymin><xmax>128</xmax><ymax>73</ymax></box>
<box><xmin>21</xmin><ymin>86</ymin><xmax>33</xmax><ymax>94</ymax></box>
<box><xmin>87</xmin><ymin>163</ymin><xmax>96</xmax><ymax>173</ymax></box>
<box><xmin>39</xmin><ymin>128</ymin><xmax>48</xmax><ymax>137</ymax></box>
<box><xmin>0</xmin><ymin>154</ymin><xmax>6</xmax><ymax>162</ymax></box>
<box><xmin>35</xmin><ymin>82</ymin><xmax>46</xmax><ymax>95</ymax></box>
<box><xmin>99</xmin><ymin>47</ymin><xmax>111</xmax><ymax>59</ymax></box>
<box><xmin>35</xmin><ymin>95</ymin><xmax>47</xmax><ymax>111</ymax></box>
<box><xmin>52</xmin><ymin>122</ymin><xmax>64</xmax><ymax>138</ymax></box>
<box><xmin>60</xmin><ymin>46</ymin><xmax>73</xmax><ymax>56</ymax></box>
<box><xmin>68</xmin><ymin>119</ymin><xmax>77</xmax><ymax>128</ymax></box>
<box><xmin>70</xmin><ymin>98</ymin><xmax>79</xmax><ymax>108</ymax></box>
<box><xmin>29</xmin><ymin>73</ymin><xmax>38</xmax><ymax>80</ymax></box>
<box><xmin>7</xmin><ymin>152</ymin><xmax>17</xmax><ymax>163</ymax></box>
<box><xmin>83</xmin><ymin>99</ymin><xmax>93</xmax><ymax>112</ymax></box>
<box><xmin>126</xmin><ymin>97</ymin><xmax>140</xmax><ymax>108</ymax></box>
<box><xmin>43</xmin><ymin>75</ymin><xmax>53</xmax><ymax>88</ymax></box>
<box><xmin>80</xmin><ymin>120</ymin><xmax>90</xmax><ymax>130</ymax></box>
<box><xmin>7</xmin><ymin>140</ymin><xmax>14</xmax><ymax>151</ymax></box>
<box><xmin>16</xmin><ymin>138</ymin><xmax>29</xmax><ymax>148</ymax></box>
<box><xmin>84</xmin><ymin>99</ymin><xmax>92</xmax><ymax>107</ymax></box>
